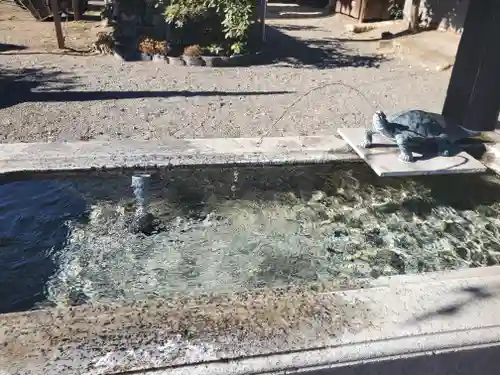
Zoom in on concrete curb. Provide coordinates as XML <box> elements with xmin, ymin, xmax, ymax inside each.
<box><xmin>0</xmin><ymin>136</ymin><xmax>358</xmax><ymax>175</ymax></box>
<box><xmin>2</xmin><ymin>267</ymin><xmax>500</xmax><ymax>375</ymax></box>
<box><xmin>0</xmin><ymin>134</ymin><xmax>495</xmax><ymax>176</ymax></box>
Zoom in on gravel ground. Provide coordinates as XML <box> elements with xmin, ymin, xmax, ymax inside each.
<box><xmin>0</xmin><ymin>11</ymin><xmax>453</xmax><ymax>143</ymax></box>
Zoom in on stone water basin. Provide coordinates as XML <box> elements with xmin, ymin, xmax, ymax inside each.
<box><xmin>1</xmin><ymin>163</ymin><xmax>500</xmax><ymax>314</ymax></box>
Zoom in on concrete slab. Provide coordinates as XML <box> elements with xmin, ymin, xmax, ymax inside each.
<box><xmin>0</xmin><ymin>136</ymin><xmax>357</xmax><ymax>176</ymax></box>
<box><xmin>338</xmin><ymin>127</ymin><xmax>487</xmax><ymax>177</ymax></box>
<box><xmin>3</xmin><ymin>266</ymin><xmax>500</xmax><ymax>375</ymax></box>
<box><xmin>372</xmin><ymin>28</ymin><xmax>459</xmax><ymax>72</ymax></box>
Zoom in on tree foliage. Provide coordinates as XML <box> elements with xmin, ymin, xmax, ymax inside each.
<box><xmin>164</xmin><ymin>0</ymin><xmax>255</xmax><ymax>54</ymax></box>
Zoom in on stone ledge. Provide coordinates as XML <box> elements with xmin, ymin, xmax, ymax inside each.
<box><xmin>0</xmin><ymin>136</ymin><xmax>358</xmax><ymax>175</ymax></box>
<box><xmin>2</xmin><ymin>266</ymin><xmax>500</xmax><ymax>375</ymax></box>
<box><xmin>2</xmin><ymin>134</ymin><xmax>495</xmax><ymax>179</ymax></box>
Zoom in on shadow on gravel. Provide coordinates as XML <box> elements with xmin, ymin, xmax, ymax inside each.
<box><xmin>0</xmin><ymin>66</ymin><xmax>293</xmax><ymax>110</ymax></box>
<box><xmin>260</xmin><ymin>25</ymin><xmax>387</xmax><ymax>69</ymax></box>
<box><xmin>0</xmin><ymin>67</ymin><xmax>78</xmax><ymax>110</ymax></box>
<box><xmin>19</xmin><ymin>90</ymin><xmax>294</xmax><ymax>103</ymax></box>
<box><xmin>0</xmin><ymin>43</ymin><xmax>27</xmax><ymax>52</ymax></box>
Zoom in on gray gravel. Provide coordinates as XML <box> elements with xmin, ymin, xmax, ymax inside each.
<box><xmin>0</xmin><ymin>15</ymin><xmax>452</xmax><ymax>143</ymax></box>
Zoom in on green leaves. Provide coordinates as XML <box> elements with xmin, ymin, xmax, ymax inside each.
<box><xmin>207</xmin><ymin>43</ymin><xmax>224</xmax><ymax>55</ymax></box>
<box><xmin>230</xmin><ymin>41</ymin><xmax>245</xmax><ymax>54</ymax></box>
<box><xmin>163</xmin><ymin>1</ymin><xmax>208</xmax><ymax>27</ymax></box>
<box><xmin>221</xmin><ymin>2</ymin><xmax>253</xmax><ymax>40</ymax></box>
<box><xmin>164</xmin><ymin>0</ymin><xmax>255</xmax><ymax>53</ymax></box>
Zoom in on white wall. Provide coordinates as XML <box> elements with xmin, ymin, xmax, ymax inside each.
<box><xmin>403</xmin><ymin>0</ymin><xmax>469</xmax><ymax>33</ymax></box>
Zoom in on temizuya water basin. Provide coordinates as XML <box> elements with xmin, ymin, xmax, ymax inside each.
<box><xmin>1</xmin><ymin>163</ymin><xmax>500</xmax><ymax>314</ymax></box>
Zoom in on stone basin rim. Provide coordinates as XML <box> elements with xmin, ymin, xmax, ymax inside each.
<box><xmin>0</xmin><ymin>134</ymin><xmax>495</xmax><ymax>177</ymax></box>
<box><xmin>1</xmin><ymin>135</ymin><xmax>500</xmax><ymax>374</ymax></box>
<box><xmin>0</xmin><ymin>135</ymin><xmax>359</xmax><ymax>175</ymax></box>
<box><xmin>2</xmin><ymin>266</ymin><xmax>500</xmax><ymax>375</ymax></box>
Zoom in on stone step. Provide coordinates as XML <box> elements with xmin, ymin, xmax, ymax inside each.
<box><xmin>377</xmin><ymin>30</ymin><xmax>460</xmax><ymax>72</ymax></box>
<box><xmin>338</xmin><ymin>127</ymin><xmax>487</xmax><ymax>177</ymax></box>
<box><xmin>393</xmin><ymin>35</ymin><xmax>456</xmax><ymax>71</ymax></box>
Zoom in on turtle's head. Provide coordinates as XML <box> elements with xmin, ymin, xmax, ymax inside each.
<box><xmin>373</xmin><ymin>111</ymin><xmax>389</xmax><ymax>132</ymax></box>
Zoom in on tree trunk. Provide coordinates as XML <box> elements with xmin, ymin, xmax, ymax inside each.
<box><xmin>409</xmin><ymin>0</ymin><xmax>420</xmax><ymax>31</ymax></box>
<box><xmin>442</xmin><ymin>0</ymin><xmax>500</xmax><ymax>131</ymax></box>
<box><xmin>72</xmin><ymin>0</ymin><xmax>81</xmax><ymax>20</ymax></box>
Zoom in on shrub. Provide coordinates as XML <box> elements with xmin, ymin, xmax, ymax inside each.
<box><xmin>183</xmin><ymin>44</ymin><xmax>203</xmax><ymax>57</ymax></box>
<box><xmin>164</xmin><ymin>0</ymin><xmax>255</xmax><ymax>55</ymax></box>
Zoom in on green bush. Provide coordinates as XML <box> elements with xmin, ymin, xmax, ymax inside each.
<box><xmin>164</xmin><ymin>0</ymin><xmax>255</xmax><ymax>54</ymax></box>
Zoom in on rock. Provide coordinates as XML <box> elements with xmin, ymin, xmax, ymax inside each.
<box><xmin>129</xmin><ymin>212</ymin><xmax>161</xmax><ymax>236</ymax></box>
<box><xmin>333</xmin><ymin>229</ymin><xmax>348</xmax><ymax>238</ymax></box>
<box><xmin>364</xmin><ymin>228</ymin><xmax>384</xmax><ymax>247</ymax></box>
<box><xmin>309</xmin><ymin>190</ymin><xmax>326</xmax><ymax>202</ymax></box>
<box><xmin>470</xmin><ymin>249</ymin><xmax>486</xmax><ymax>266</ymax></box>
<box><xmin>436</xmin><ymin>63</ymin><xmax>453</xmax><ymax>72</ymax></box>
<box><xmin>351</xmin><ymin>261</ymin><xmax>372</xmax><ymax>277</ymax></box>
<box><xmin>389</xmin><ymin>251</ymin><xmax>406</xmax><ymax>273</ymax></box>
<box><xmin>455</xmin><ymin>246</ymin><xmax>469</xmax><ymax>260</ymax></box>
<box><xmin>382</xmin><ymin>265</ymin><xmax>399</xmax><ymax>276</ymax></box>
<box><xmin>345</xmin><ymin>24</ymin><xmax>377</xmax><ymax>33</ymax></box>
<box><xmin>67</xmin><ymin>290</ymin><xmax>89</xmax><ymax>306</ymax></box>
<box><xmin>487</xmin><ymin>251</ymin><xmax>500</xmax><ymax>266</ymax></box>
<box><xmin>345</xmin><ymin>20</ymin><xmax>400</xmax><ymax>34</ymax></box>
<box><xmin>370</xmin><ymin>268</ymin><xmax>382</xmax><ymax>278</ymax></box>
<box><xmin>381</xmin><ymin>31</ymin><xmax>394</xmax><ymax>39</ymax></box>
<box><xmin>325</xmin><ymin>229</ymin><xmax>349</xmax><ymax>253</ymax></box>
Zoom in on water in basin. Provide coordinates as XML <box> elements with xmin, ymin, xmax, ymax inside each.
<box><xmin>1</xmin><ymin>163</ymin><xmax>500</xmax><ymax>314</ymax></box>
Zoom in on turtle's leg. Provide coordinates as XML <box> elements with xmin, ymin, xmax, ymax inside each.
<box><xmin>394</xmin><ymin>133</ymin><xmax>414</xmax><ymax>163</ymax></box>
<box><xmin>360</xmin><ymin>129</ymin><xmax>375</xmax><ymax>148</ymax></box>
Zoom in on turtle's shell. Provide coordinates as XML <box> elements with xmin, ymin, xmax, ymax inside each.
<box><xmin>387</xmin><ymin>110</ymin><xmax>447</xmax><ymax>138</ymax></box>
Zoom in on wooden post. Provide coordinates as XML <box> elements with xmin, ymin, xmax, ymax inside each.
<box><xmin>72</xmin><ymin>0</ymin><xmax>81</xmax><ymax>21</ymax></box>
<box><xmin>358</xmin><ymin>0</ymin><xmax>367</xmax><ymax>22</ymax></box>
<box><xmin>260</xmin><ymin>0</ymin><xmax>267</xmax><ymax>43</ymax></box>
<box><xmin>442</xmin><ymin>0</ymin><xmax>500</xmax><ymax>131</ymax></box>
<box><xmin>50</xmin><ymin>0</ymin><xmax>65</xmax><ymax>49</ymax></box>
<box><xmin>409</xmin><ymin>0</ymin><xmax>420</xmax><ymax>31</ymax></box>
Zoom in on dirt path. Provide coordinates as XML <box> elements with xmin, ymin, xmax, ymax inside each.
<box><xmin>0</xmin><ymin>1</ymin><xmax>106</xmax><ymax>52</ymax></box>
<box><xmin>0</xmin><ymin>2</ymin><xmax>452</xmax><ymax>144</ymax></box>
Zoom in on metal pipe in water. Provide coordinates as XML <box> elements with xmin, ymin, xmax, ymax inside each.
<box><xmin>131</xmin><ymin>174</ymin><xmax>151</xmax><ymax>216</ymax></box>
<box><xmin>130</xmin><ymin>174</ymin><xmax>157</xmax><ymax>235</ymax></box>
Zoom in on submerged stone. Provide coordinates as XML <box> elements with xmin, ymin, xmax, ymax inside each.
<box><xmin>67</xmin><ymin>290</ymin><xmax>89</xmax><ymax>306</ymax></box>
<box><xmin>455</xmin><ymin>246</ymin><xmax>469</xmax><ymax>261</ymax></box>
<box><xmin>487</xmin><ymin>251</ymin><xmax>500</xmax><ymax>266</ymax></box>
<box><xmin>389</xmin><ymin>251</ymin><xmax>406</xmax><ymax>273</ymax></box>
<box><xmin>364</xmin><ymin>228</ymin><xmax>384</xmax><ymax>247</ymax></box>
<box><xmin>129</xmin><ymin>212</ymin><xmax>161</xmax><ymax>236</ymax></box>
